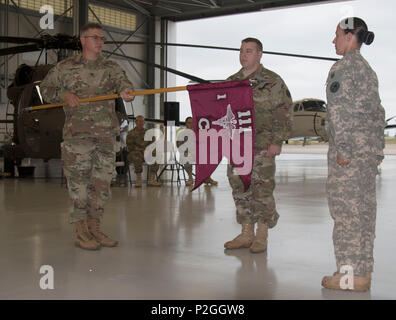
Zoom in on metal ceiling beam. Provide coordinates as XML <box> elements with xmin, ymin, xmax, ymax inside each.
<box><xmin>122</xmin><ymin>0</ymin><xmax>152</xmax><ymax>16</ymax></box>
<box><xmin>159</xmin><ymin>0</ymin><xmax>344</xmax><ymax>21</ymax></box>
<box><xmin>189</xmin><ymin>0</ymin><xmax>213</xmax><ymax>7</ymax></box>
<box><xmin>131</xmin><ymin>0</ymin><xmax>183</xmax><ymax>14</ymax></box>
<box><xmin>208</xmin><ymin>0</ymin><xmax>221</xmax><ymax>8</ymax></box>
<box><xmin>160</xmin><ymin>0</ymin><xmax>214</xmax><ymax>8</ymax></box>
<box><xmin>155</xmin><ymin>4</ymin><xmax>183</xmax><ymax>13</ymax></box>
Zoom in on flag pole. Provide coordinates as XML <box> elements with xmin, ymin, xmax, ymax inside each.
<box><xmin>25</xmin><ymin>85</ymin><xmax>187</xmax><ymax>112</ymax></box>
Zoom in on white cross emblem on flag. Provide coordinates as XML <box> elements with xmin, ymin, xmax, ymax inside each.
<box><xmin>212</xmin><ymin>104</ymin><xmax>237</xmax><ymax>139</ymax></box>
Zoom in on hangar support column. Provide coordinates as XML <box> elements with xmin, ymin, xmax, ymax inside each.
<box><xmin>147</xmin><ymin>16</ymin><xmax>156</xmax><ymax>120</ymax></box>
<box><xmin>72</xmin><ymin>0</ymin><xmax>88</xmax><ymax>36</ymax></box>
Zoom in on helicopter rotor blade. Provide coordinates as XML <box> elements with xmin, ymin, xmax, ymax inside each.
<box><xmin>104</xmin><ymin>41</ymin><xmax>339</xmax><ymax>62</ymax></box>
<box><xmin>0</xmin><ymin>44</ymin><xmax>41</xmax><ymax>57</ymax></box>
<box><xmin>0</xmin><ymin>36</ymin><xmax>43</xmax><ymax>45</ymax></box>
<box><xmin>0</xmin><ymin>36</ymin><xmax>337</xmax><ymax>62</ymax></box>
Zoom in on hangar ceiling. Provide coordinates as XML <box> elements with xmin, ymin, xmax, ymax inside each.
<box><xmin>95</xmin><ymin>0</ymin><xmax>347</xmax><ymax>21</ymax></box>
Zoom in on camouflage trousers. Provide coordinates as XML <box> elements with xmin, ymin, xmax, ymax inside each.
<box><xmin>327</xmin><ymin>149</ymin><xmax>378</xmax><ymax>276</ymax></box>
<box><xmin>227</xmin><ymin>150</ymin><xmax>279</xmax><ymax>228</ymax></box>
<box><xmin>61</xmin><ymin>137</ymin><xmax>116</xmax><ymax>224</ymax></box>
<box><xmin>128</xmin><ymin>150</ymin><xmax>159</xmax><ymax>175</ymax></box>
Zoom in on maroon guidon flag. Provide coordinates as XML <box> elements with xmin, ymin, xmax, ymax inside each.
<box><xmin>186</xmin><ymin>79</ymin><xmax>255</xmax><ymax>190</ymax></box>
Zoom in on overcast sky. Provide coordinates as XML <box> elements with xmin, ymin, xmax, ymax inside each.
<box><xmin>173</xmin><ymin>0</ymin><xmax>396</xmax><ymax>133</ymax></box>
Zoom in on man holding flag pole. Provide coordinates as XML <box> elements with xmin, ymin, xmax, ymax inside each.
<box><xmin>224</xmin><ymin>37</ymin><xmax>293</xmax><ymax>253</ymax></box>
<box><xmin>40</xmin><ymin>23</ymin><xmax>135</xmax><ymax>250</ymax></box>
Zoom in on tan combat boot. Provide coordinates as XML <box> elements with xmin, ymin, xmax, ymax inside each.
<box><xmin>204</xmin><ymin>177</ymin><xmax>218</xmax><ymax>185</ymax></box>
<box><xmin>135</xmin><ymin>173</ymin><xmax>142</xmax><ymax>188</ymax></box>
<box><xmin>250</xmin><ymin>222</ymin><xmax>268</xmax><ymax>253</ymax></box>
<box><xmin>224</xmin><ymin>224</ymin><xmax>254</xmax><ymax>249</ymax></box>
<box><xmin>147</xmin><ymin>171</ymin><xmax>161</xmax><ymax>187</ymax></box>
<box><xmin>87</xmin><ymin>218</ymin><xmax>118</xmax><ymax>247</ymax></box>
<box><xmin>74</xmin><ymin>220</ymin><xmax>101</xmax><ymax>250</ymax></box>
<box><xmin>321</xmin><ymin>272</ymin><xmax>371</xmax><ymax>291</ymax></box>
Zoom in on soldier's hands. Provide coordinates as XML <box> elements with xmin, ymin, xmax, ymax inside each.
<box><xmin>265</xmin><ymin>144</ymin><xmax>282</xmax><ymax>157</ymax></box>
<box><xmin>121</xmin><ymin>88</ymin><xmax>135</xmax><ymax>102</ymax></box>
<box><xmin>336</xmin><ymin>157</ymin><xmax>351</xmax><ymax>166</ymax></box>
<box><xmin>65</xmin><ymin>92</ymin><xmax>80</xmax><ymax>107</ymax></box>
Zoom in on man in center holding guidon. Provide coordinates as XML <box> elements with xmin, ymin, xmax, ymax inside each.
<box><xmin>225</xmin><ymin>37</ymin><xmax>293</xmax><ymax>253</ymax></box>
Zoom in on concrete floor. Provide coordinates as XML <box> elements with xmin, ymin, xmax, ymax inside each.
<box><xmin>0</xmin><ymin>153</ymin><xmax>395</xmax><ymax>300</ymax></box>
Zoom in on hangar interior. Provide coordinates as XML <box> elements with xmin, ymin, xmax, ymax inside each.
<box><xmin>1</xmin><ymin>0</ymin><xmax>395</xmax><ymax>300</ymax></box>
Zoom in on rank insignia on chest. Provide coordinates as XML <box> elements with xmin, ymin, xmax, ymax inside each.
<box><xmin>330</xmin><ymin>81</ymin><xmax>340</xmax><ymax>93</ymax></box>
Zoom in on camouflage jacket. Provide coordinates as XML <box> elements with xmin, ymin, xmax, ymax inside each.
<box><xmin>126</xmin><ymin>127</ymin><xmax>151</xmax><ymax>153</ymax></box>
<box><xmin>40</xmin><ymin>54</ymin><xmax>134</xmax><ymax>139</ymax></box>
<box><xmin>326</xmin><ymin>50</ymin><xmax>385</xmax><ymax>160</ymax></box>
<box><xmin>227</xmin><ymin>64</ymin><xmax>293</xmax><ymax>149</ymax></box>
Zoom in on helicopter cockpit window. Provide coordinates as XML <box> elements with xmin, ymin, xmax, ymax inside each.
<box><xmin>302</xmin><ymin>100</ymin><xmax>318</xmax><ymax>111</ymax></box>
<box><xmin>293</xmin><ymin>103</ymin><xmax>302</xmax><ymax>112</ymax></box>
<box><xmin>316</xmin><ymin>100</ymin><xmax>327</xmax><ymax>112</ymax></box>
<box><xmin>302</xmin><ymin>100</ymin><xmax>327</xmax><ymax>112</ymax></box>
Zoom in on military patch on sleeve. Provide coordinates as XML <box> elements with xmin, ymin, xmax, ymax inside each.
<box><xmin>330</xmin><ymin>72</ymin><xmax>335</xmax><ymax>79</ymax></box>
<box><xmin>330</xmin><ymin>81</ymin><xmax>340</xmax><ymax>93</ymax></box>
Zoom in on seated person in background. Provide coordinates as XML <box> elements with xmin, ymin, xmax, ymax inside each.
<box><xmin>177</xmin><ymin>116</ymin><xmax>218</xmax><ymax>187</ymax></box>
<box><xmin>126</xmin><ymin>115</ymin><xmax>161</xmax><ymax>187</ymax></box>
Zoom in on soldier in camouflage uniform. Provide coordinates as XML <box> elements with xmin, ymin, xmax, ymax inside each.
<box><xmin>126</xmin><ymin>115</ymin><xmax>161</xmax><ymax>187</ymax></box>
<box><xmin>322</xmin><ymin>18</ymin><xmax>385</xmax><ymax>291</ymax></box>
<box><xmin>40</xmin><ymin>23</ymin><xmax>135</xmax><ymax>250</ymax></box>
<box><xmin>224</xmin><ymin>38</ymin><xmax>293</xmax><ymax>253</ymax></box>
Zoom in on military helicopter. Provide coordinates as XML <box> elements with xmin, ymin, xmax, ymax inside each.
<box><xmin>0</xmin><ymin>34</ymin><xmax>81</xmax><ymax>174</ymax></box>
<box><xmin>290</xmin><ymin>98</ymin><xmax>327</xmax><ymax>143</ymax></box>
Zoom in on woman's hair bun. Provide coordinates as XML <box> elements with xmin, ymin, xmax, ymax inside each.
<box><xmin>364</xmin><ymin>31</ymin><xmax>375</xmax><ymax>45</ymax></box>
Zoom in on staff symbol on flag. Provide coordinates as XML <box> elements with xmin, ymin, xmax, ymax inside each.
<box><xmin>212</xmin><ymin>104</ymin><xmax>237</xmax><ymax>139</ymax></box>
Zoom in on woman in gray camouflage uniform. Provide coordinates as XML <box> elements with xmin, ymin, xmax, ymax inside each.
<box><xmin>322</xmin><ymin>17</ymin><xmax>386</xmax><ymax>291</ymax></box>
